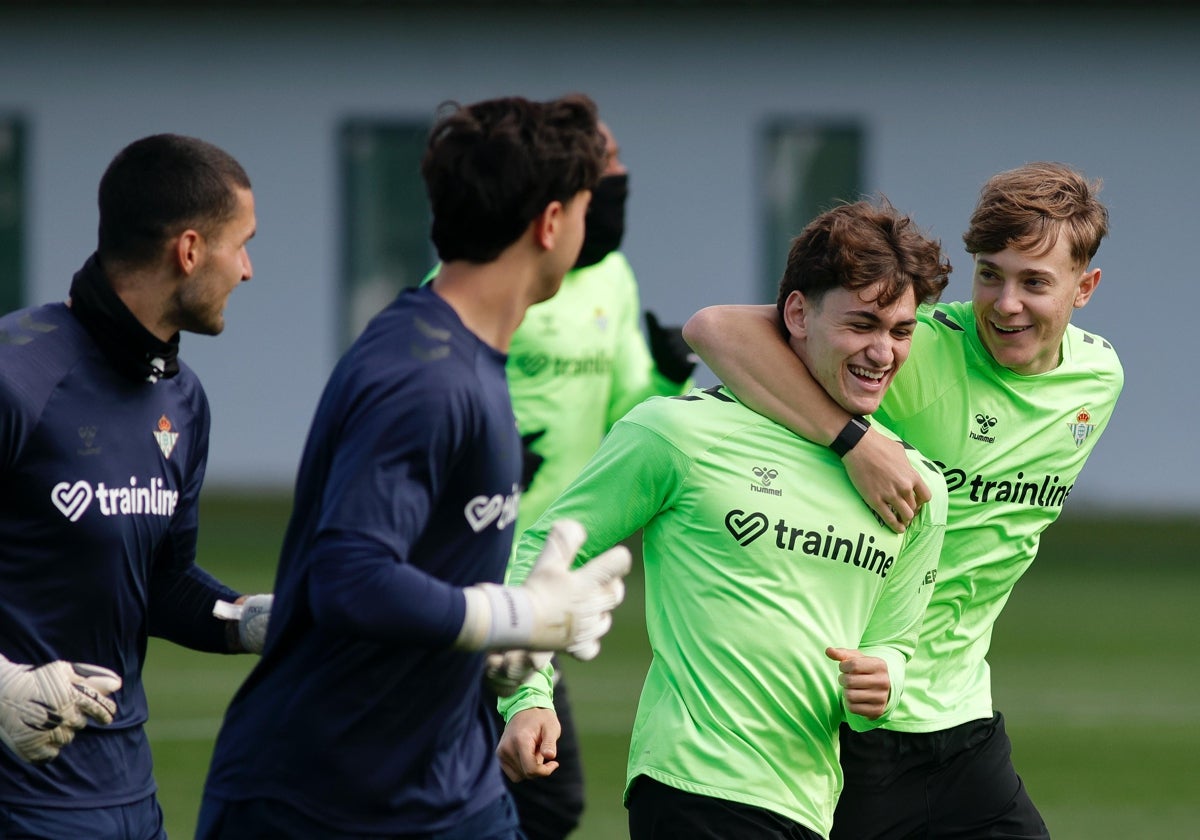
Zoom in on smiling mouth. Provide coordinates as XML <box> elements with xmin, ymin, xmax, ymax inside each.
<box><xmin>849</xmin><ymin>365</ymin><xmax>887</xmax><ymax>384</ymax></box>
<box><xmin>992</xmin><ymin>323</ymin><xmax>1031</xmax><ymax>335</ymax></box>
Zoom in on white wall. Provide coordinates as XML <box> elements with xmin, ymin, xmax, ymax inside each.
<box><xmin>2</xmin><ymin>4</ymin><xmax>1195</xmax><ymax>510</ymax></box>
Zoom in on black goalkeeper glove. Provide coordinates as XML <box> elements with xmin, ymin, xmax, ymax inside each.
<box><xmin>644</xmin><ymin>310</ymin><xmax>698</xmax><ymax>384</ymax></box>
<box><xmin>520</xmin><ymin>429</ymin><xmax>547</xmax><ymax>491</ymax></box>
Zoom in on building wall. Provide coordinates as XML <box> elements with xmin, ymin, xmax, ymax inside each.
<box><xmin>2</xmin><ymin>4</ymin><xmax>1194</xmax><ymax>509</ymax></box>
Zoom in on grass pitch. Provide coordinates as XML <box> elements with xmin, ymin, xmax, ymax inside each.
<box><xmin>145</xmin><ymin>493</ymin><xmax>1200</xmax><ymax>839</ymax></box>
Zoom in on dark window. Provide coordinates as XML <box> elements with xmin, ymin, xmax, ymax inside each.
<box><xmin>760</xmin><ymin>121</ymin><xmax>863</xmax><ymax>301</ymax></box>
<box><xmin>0</xmin><ymin>116</ymin><xmax>25</xmax><ymax>315</ymax></box>
<box><xmin>339</xmin><ymin>120</ymin><xmax>433</xmax><ymax>347</ymax></box>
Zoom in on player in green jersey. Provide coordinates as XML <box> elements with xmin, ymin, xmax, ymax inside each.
<box><xmin>493</xmin><ymin>119</ymin><xmax>695</xmax><ymax>840</ymax></box>
<box><xmin>683</xmin><ymin>162</ymin><xmax>1122</xmax><ymax>838</ymax></box>
<box><xmin>509</xmin><ymin>118</ymin><xmax>694</xmax><ymax>546</ymax></box>
<box><xmin>498</xmin><ymin>198</ymin><xmax>952</xmax><ymax>839</ymax></box>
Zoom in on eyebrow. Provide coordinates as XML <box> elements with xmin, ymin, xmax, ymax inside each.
<box><xmin>845</xmin><ymin>309</ymin><xmax>917</xmax><ymax>328</ymax></box>
<box><xmin>976</xmin><ymin>257</ymin><xmax>1056</xmax><ymax>279</ymax></box>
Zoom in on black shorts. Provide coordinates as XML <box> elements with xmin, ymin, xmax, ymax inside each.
<box><xmin>627</xmin><ymin>776</ymin><xmax>823</xmax><ymax>840</ymax></box>
<box><xmin>831</xmin><ymin>712</ymin><xmax>1050</xmax><ymax>840</ymax></box>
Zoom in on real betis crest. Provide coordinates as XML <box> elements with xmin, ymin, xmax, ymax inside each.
<box><xmin>154</xmin><ymin>414</ymin><xmax>179</xmax><ymax>460</ymax></box>
<box><xmin>1067</xmin><ymin>407</ymin><xmax>1095</xmax><ymax>448</ymax></box>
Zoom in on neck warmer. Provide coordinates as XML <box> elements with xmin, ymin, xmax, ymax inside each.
<box><xmin>573</xmin><ymin>173</ymin><xmax>629</xmax><ymax>269</ymax></box>
<box><xmin>68</xmin><ymin>253</ymin><xmax>181</xmax><ymax>383</ymax></box>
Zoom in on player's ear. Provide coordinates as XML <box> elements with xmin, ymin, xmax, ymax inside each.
<box><xmin>530</xmin><ymin>201</ymin><xmax>564</xmax><ymax>252</ymax></box>
<box><xmin>173</xmin><ymin>229</ymin><xmax>204</xmax><ymax>276</ymax></box>
<box><xmin>782</xmin><ymin>290</ymin><xmax>810</xmax><ymax>339</ymax></box>
<box><xmin>1073</xmin><ymin>267</ymin><xmax>1100</xmax><ymax>309</ymax></box>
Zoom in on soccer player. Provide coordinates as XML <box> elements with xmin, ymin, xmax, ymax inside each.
<box><xmin>0</xmin><ymin>133</ymin><xmax>272</xmax><ymax>838</ymax></box>
<box><xmin>197</xmin><ymin>94</ymin><xmax>632</xmax><ymax>840</ymax></box>
<box><xmin>499</xmin><ymin>198</ymin><xmax>952</xmax><ymax>840</ymax></box>
<box><xmin>500</xmin><ymin>117</ymin><xmax>695</xmax><ymax>840</ymax></box>
<box><xmin>683</xmin><ymin>162</ymin><xmax>1122</xmax><ymax>838</ymax></box>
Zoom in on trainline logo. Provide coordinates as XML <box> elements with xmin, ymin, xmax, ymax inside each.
<box><xmin>463</xmin><ymin>485</ymin><xmax>519</xmax><ymax>533</ymax></box>
<box><xmin>50</xmin><ymin>476</ymin><xmax>180</xmax><ymax>522</ymax></box>
<box><xmin>938</xmin><ymin>464</ymin><xmax>1072</xmax><ymax>508</ymax></box>
<box><xmin>512</xmin><ymin>352</ymin><xmax>613</xmax><ymax>378</ymax></box>
<box><xmin>723</xmin><ymin>509</ymin><xmax>896</xmax><ymax>578</ymax></box>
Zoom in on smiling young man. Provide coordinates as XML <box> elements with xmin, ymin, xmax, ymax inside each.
<box><xmin>683</xmin><ymin>162</ymin><xmax>1123</xmax><ymax>838</ymax></box>
<box><xmin>497</xmin><ymin>199</ymin><xmax>951</xmax><ymax>840</ymax></box>
<box><xmin>0</xmin><ymin>134</ymin><xmax>271</xmax><ymax>839</ymax></box>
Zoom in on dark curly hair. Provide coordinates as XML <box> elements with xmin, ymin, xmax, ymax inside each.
<box><xmin>422</xmin><ymin>93</ymin><xmax>606</xmax><ymax>263</ymax></box>
<box><xmin>776</xmin><ymin>197</ymin><xmax>951</xmax><ymax>315</ymax></box>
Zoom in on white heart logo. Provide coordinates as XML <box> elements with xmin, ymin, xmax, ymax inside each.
<box><xmin>51</xmin><ymin>480</ymin><xmax>94</xmax><ymax>522</ymax></box>
<box><xmin>464</xmin><ymin>494</ymin><xmax>503</xmax><ymax>533</ymax></box>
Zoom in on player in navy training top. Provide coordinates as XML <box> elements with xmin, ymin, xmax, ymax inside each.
<box><xmin>0</xmin><ymin>134</ymin><xmax>270</xmax><ymax>839</ymax></box>
<box><xmin>198</xmin><ymin>94</ymin><xmax>630</xmax><ymax>839</ymax></box>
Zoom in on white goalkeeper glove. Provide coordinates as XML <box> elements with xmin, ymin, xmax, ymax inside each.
<box><xmin>213</xmin><ymin>594</ymin><xmax>274</xmax><ymax>654</ymax></box>
<box><xmin>455</xmin><ymin>519</ymin><xmax>631</xmax><ymax>661</ymax></box>
<box><xmin>0</xmin><ymin>654</ymin><xmax>122</xmax><ymax>763</ymax></box>
<box><xmin>484</xmin><ymin>649</ymin><xmax>553</xmax><ymax>698</ymax></box>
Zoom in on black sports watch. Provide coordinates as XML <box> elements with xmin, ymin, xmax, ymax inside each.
<box><xmin>830</xmin><ymin>415</ymin><xmax>870</xmax><ymax>458</ymax></box>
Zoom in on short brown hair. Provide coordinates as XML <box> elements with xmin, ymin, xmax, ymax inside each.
<box><xmin>963</xmin><ymin>162</ymin><xmax>1108</xmax><ymax>267</ymax></box>
<box><xmin>776</xmin><ymin>198</ymin><xmax>950</xmax><ymax>315</ymax></box>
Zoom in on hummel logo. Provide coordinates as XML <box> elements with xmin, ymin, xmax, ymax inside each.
<box><xmin>724</xmin><ymin>509</ymin><xmax>769</xmax><ymax>546</ymax></box>
<box><xmin>971</xmin><ymin>413</ymin><xmax>998</xmax><ymax>443</ymax></box>
<box><xmin>752</xmin><ymin>466</ymin><xmax>778</xmax><ymax>487</ymax></box>
<box><xmin>77</xmin><ymin>425</ymin><xmax>101</xmax><ymax>456</ymax></box>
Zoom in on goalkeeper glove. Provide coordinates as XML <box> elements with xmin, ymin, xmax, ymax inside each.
<box><xmin>455</xmin><ymin>519</ymin><xmax>631</xmax><ymax>660</ymax></box>
<box><xmin>645</xmin><ymin>310</ymin><xmax>698</xmax><ymax>384</ymax></box>
<box><xmin>213</xmin><ymin>594</ymin><xmax>274</xmax><ymax>654</ymax></box>
<box><xmin>519</xmin><ymin>429</ymin><xmax>547</xmax><ymax>492</ymax></box>
<box><xmin>0</xmin><ymin>654</ymin><xmax>122</xmax><ymax>763</ymax></box>
<box><xmin>484</xmin><ymin>649</ymin><xmax>553</xmax><ymax>698</ymax></box>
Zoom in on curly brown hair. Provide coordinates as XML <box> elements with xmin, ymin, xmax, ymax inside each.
<box><xmin>776</xmin><ymin>197</ymin><xmax>951</xmax><ymax>316</ymax></box>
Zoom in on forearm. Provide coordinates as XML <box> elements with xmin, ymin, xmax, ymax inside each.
<box><xmin>682</xmin><ymin>304</ymin><xmax>850</xmax><ymax>443</ymax></box>
<box><xmin>148</xmin><ymin>564</ymin><xmax>241</xmax><ymax>653</ymax></box>
<box><xmin>308</xmin><ymin>535</ymin><xmax>465</xmax><ymax>645</ymax></box>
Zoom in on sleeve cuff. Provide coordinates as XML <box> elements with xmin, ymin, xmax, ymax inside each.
<box><xmin>496</xmin><ymin>661</ymin><xmax>557</xmax><ymax>723</ymax></box>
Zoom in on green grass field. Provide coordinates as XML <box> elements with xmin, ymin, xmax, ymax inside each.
<box><xmin>146</xmin><ymin>493</ymin><xmax>1200</xmax><ymax>839</ymax></box>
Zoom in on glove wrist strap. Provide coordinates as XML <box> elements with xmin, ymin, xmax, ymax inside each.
<box><xmin>456</xmin><ymin>584</ymin><xmax>535</xmax><ymax>650</ymax></box>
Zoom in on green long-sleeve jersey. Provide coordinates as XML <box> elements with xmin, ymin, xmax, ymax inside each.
<box><xmin>505</xmin><ymin>386</ymin><xmax>947</xmax><ymax>836</ymax></box>
<box><xmin>508</xmin><ymin>251</ymin><xmax>688</xmax><ymax>537</ymax></box>
<box><xmin>873</xmin><ymin>301</ymin><xmax>1124</xmax><ymax>731</ymax></box>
